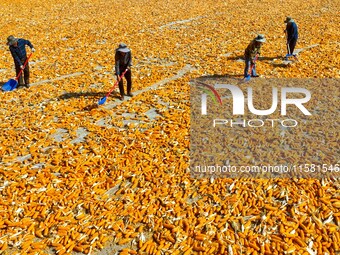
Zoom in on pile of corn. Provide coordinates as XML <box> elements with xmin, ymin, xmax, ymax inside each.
<box><xmin>0</xmin><ymin>0</ymin><xmax>339</xmax><ymax>254</ymax></box>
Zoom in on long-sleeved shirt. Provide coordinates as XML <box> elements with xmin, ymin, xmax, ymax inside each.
<box><xmin>115</xmin><ymin>50</ymin><xmax>132</xmax><ymax>75</ymax></box>
<box><xmin>244</xmin><ymin>40</ymin><xmax>261</xmax><ymax>59</ymax></box>
<box><xmin>286</xmin><ymin>22</ymin><xmax>298</xmax><ymax>42</ymax></box>
<box><xmin>9</xmin><ymin>39</ymin><xmax>34</xmax><ymax>66</ymax></box>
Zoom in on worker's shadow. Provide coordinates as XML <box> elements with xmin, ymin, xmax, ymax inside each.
<box><xmin>58</xmin><ymin>91</ymin><xmax>106</xmax><ymax>100</ymax></box>
<box><xmin>271</xmin><ymin>63</ymin><xmax>292</xmax><ymax>68</ymax></box>
<box><xmin>228</xmin><ymin>55</ymin><xmax>283</xmax><ymax>61</ymax></box>
<box><xmin>194</xmin><ymin>74</ymin><xmax>243</xmax><ymax>84</ymax></box>
<box><xmin>229</xmin><ymin>55</ymin><xmax>292</xmax><ymax>68</ymax></box>
<box><xmin>58</xmin><ymin>91</ymin><xmax>123</xmax><ymax>111</ymax></box>
<box><xmin>58</xmin><ymin>91</ymin><xmax>108</xmax><ymax>111</ymax></box>
<box><xmin>258</xmin><ymin>55</ymin><xmax>285</xmax><ymax>61</ymax></box>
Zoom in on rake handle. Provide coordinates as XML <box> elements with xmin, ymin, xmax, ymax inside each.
<box><xmin>15</xmin><ymin>53</ymin><xmax>32</xmax><ymax>81</ymax></box>
<box><xmin>104</xmin><ymin>68</ymin><xmax>129</xmax><ymax>98</ymax></box>
<box><xmin>285</xmin><ymin>30</ymin><xmax>291</xmax><ymax>55</ymax></box>
<box><xmin>249</xmin><ymin>54</ymin><xmax>258</xmax><ymax>75</ymax></box>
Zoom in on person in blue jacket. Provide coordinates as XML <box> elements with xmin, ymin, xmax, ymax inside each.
<box><xmin>7</xmin><ymin>35</ymin><xmax>35</xmax><ymax>88</ymax></box>
<box><xmin>284</xmin><ymin>17</ymin><xmax>298</xmax><ymax>59</ymax></box>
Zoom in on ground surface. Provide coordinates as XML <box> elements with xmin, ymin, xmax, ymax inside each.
<box><xmin>0</xmin><ymin>0</ymin><xmax>339</xmax><ymax>254</ymax></box>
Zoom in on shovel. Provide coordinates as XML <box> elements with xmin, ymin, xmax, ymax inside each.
<box><xmin>2</xmin><ymin>53</ymin><xmax>32</xmax><ymax>92</ymax></box>
<box><xmin>98</xmin><ymin>68</ymin><xmax>128</xmax><ymax>105</ymax></box>
<box><xmin>285</xmin><ymin>43</ymin><xmax>292</xmax><ymax>60</ymax></box>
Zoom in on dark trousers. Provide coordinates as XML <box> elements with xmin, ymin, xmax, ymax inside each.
<box><xmin>118</xmin><ymin>68</ymin><xmax>132</xmax><ymax>96</ymax></box>
<box><xmin>15</xmin><ymin>58</ymin><xmax>30</xmax><ymax>85</ymax></box>
<box><xmin>287</xmin><ymin>38</ymin><xmax>297</xmax><ymax>55</ymax></box>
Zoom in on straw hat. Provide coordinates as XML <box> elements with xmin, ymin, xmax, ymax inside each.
<box><xmin>117</xmin><ymin>43</ymin><xmax>130</xmax><ymax>53</ymax></box>
<box><xmin>254</xmin><ymin>34</ymin><xmax>266</xmax><ymax>43</ymax></box>
<box><xmin>284</xmin><ymin>16</ymin><xmax>294</xmax><ymax>23</ymax></box>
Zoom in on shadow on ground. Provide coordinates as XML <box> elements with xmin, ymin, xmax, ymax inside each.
<box><xmin>58</xmin><ymin>91</ymin><xmax>127</xmax><ymax>111</ymax></box>
<box><xmin>228</xmin><ymin>55</ymin><xmax>293</xmax><ymax>69</ymax></box>
<box><xmin>228</xmin><ymin>55</ymin><xmax>284</xmax><ymax>61</ymax></box>
<box><xmin>195</xmin><ymin>74</ymin><xmax>243</xmax><ymax>83</ymax></box>
<box><xmin>58</xmin><ymin>91</ymin><xmax>107</xmax><ymax>100</ymax></box>
<box><xmin>272</xmin><ymin>62</ymin><xmax>292</xmax><ymax>68</ymax></box>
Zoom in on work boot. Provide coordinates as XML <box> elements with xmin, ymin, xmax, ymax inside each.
<box><xmin>126</xmin><ymin>92</ymin><xmax>133</xmax><ymax>97</ymax></box>
<box><xmin>25</xmin><ymin>84</ymin><xmax>30</xmax><ymax>88</ymax></box>
<box><xmin>251</xmin><ymin>75</ymin><xmax>259</xmax><ymax>78</ymax></box>
<box><xmin>119</xmin><ymin>95</ymin><xmax>124</xmax><ymax>101</ymax></box>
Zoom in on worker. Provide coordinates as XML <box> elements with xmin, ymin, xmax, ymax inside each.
<box><xmin>115</xmin><ymin>43</ymin><xmax>132</xmax><ymax>100</ymax></box>
<box><xmin>7</xmin><ymin>35</ymin><xmax>35</xmax><ymax>88</ymax></box>
<box><xmin>244</xmin><ymin>34</ymin><xmax>265</xmax><ymax>78</ymax></box>
<box><xmin>284</xmin><ymin>16</ymin><xmax>298</xmax><ymax>59</ymax></box>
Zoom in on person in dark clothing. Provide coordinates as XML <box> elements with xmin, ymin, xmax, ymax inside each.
<box><xmin>115</xmin><ymin>43</ymin><xmax>132</xmax><ymax>100</ymax></box>
<box><xmin>284</xmin><ymin>16</ymin><xmax>298</xmax><ymax>59</ymax></box>
<box><xmin>7</xmin><ymin>35</ymin><xmax>35</xmax><ymax>88</ymax></box>
<box><xmin>244</xmin><ymin>34</ymin><xmax>266</xmax><ymax>78</ymax></box>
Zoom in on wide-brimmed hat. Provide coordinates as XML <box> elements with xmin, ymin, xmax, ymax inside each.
<box><xmin>117</xmin><ymin>43</ymin><xmax>130</xmax><ymax>53</ymax></box>
<box><xmin>254</xmin><ymin>34</ymin><xmax>266</xmax><ymax>43</ymax></box>
<box><xmin>7</xmin><ymin>35</ymin><xmax>18</xmax><ymax>46</ymax></box>
<box><xmin>284</xmin><ymin>16</ymin><xmax>294</xmax><ymax>23</ymax></box>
